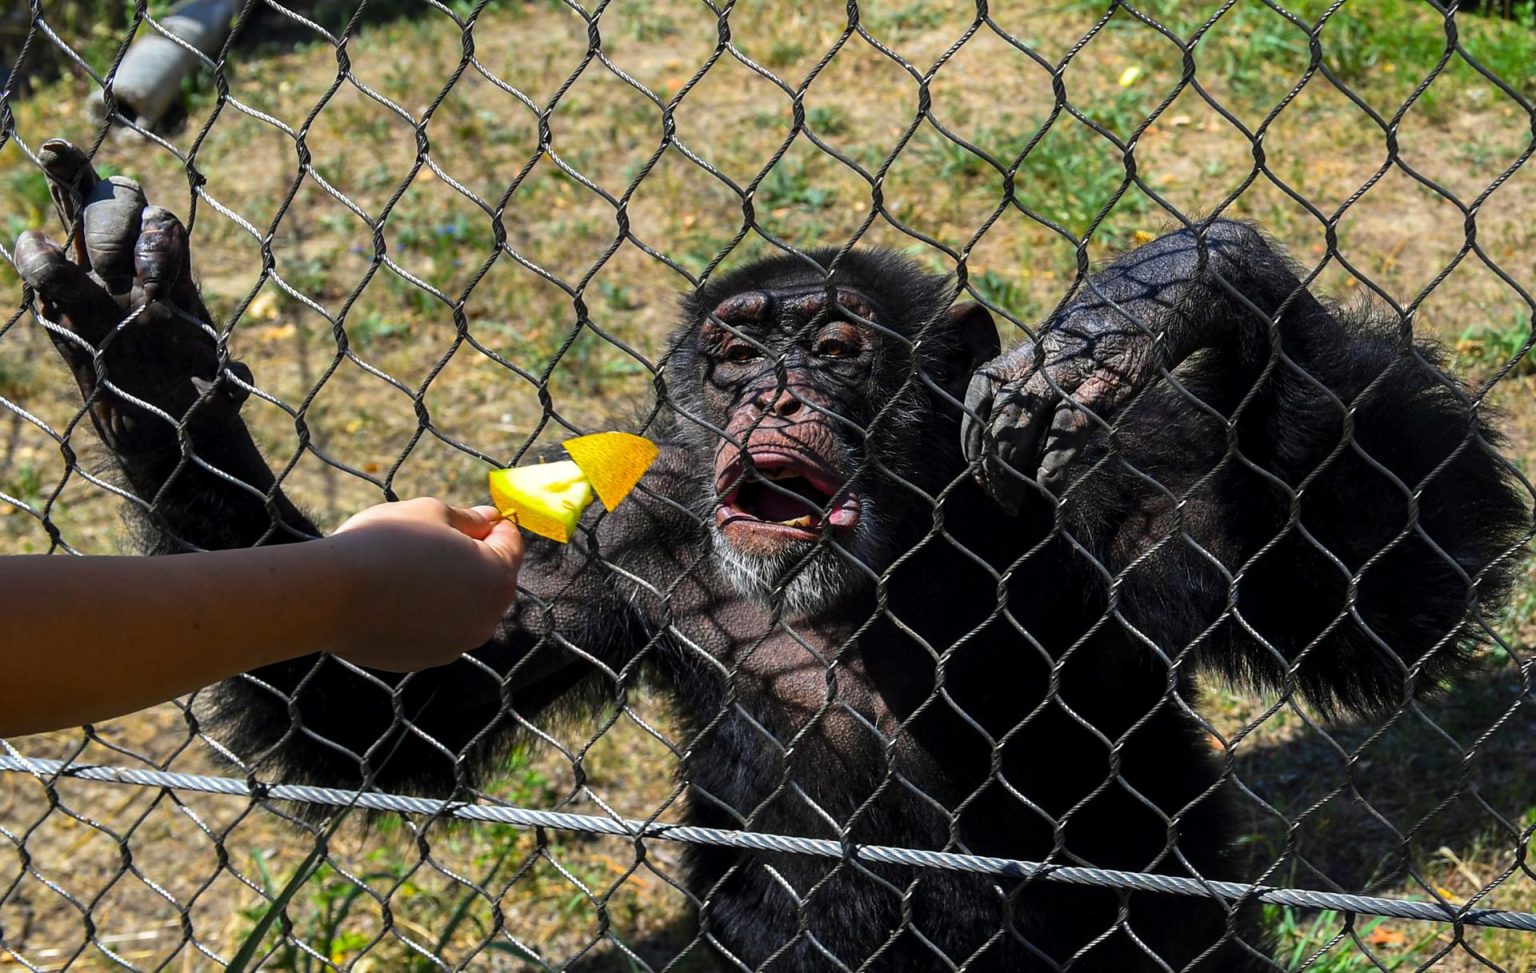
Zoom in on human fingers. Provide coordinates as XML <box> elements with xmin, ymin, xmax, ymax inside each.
<box><xmin>441</xmin><ymin>503</ymin><xmax>500</xmax><ymax>540</ymax></box>
<box><xmin>477</xmin><ymin>517</ymin><xmax>525</xmax><ymax>575</ymax></box>
<box><xmin>442</xmin><ymin>503</ymin><xmax>523</xmax><ymax>573</ymax></box>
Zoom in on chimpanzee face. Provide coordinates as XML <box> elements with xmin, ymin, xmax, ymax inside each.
<box><xmin>695</xmin><ymin>285</ymin><xmax>895</xmax><ymax>615</ymax></box>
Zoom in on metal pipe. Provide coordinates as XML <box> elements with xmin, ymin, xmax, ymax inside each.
<box><xmin>97</xmin><ymin>0</ymin><xmax>235</xmax><ymax>130</ymax></box>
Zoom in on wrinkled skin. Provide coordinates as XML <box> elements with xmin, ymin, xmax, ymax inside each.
<box><xmin>961</xmin><ymin>220</ymin><xmax>1334</xmax><ymax>508</ymax></box>
<box><xmin>708</xmin><ymin>288</ymin><xmax>874</xmax><ymax>555</ymax></box>
<box><xmin>16</xmin><ymin>142</ymin><xmax>1529</xmax><ymax>972</ymax></box>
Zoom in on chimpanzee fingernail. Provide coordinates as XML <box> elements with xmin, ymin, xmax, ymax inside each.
<box><xmin>40</xmin><ymin>140</ymin><xmax>100</xmax><ymax>234</ymax></box>
<box><xmin>14</xmin><ymin>230</ymin><xmax>64</xmax><ymax>290</ymax></box>
<box><xmin>39</xmin><ymin>140</ymin><xmax>97</xmax><ymax>190</ymax></box>
<box><xmin>1038</xmin><ymin>450</ymin><xmax>1070</xmax><ymax>496</ymax></box>
<box><xmin>135</xmin><ymin>207</ymin><xmax>185</xmax><ymax>301</ymax></box>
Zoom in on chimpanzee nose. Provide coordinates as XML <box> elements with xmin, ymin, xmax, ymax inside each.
<box><xmin>755</xmin><ymin>386</ymin><xmax>803</xmax><ymax>416</ymax></box>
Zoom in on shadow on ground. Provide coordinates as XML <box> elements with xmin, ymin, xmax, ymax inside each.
<box><xmin>1230</xmin><ymin>650</ymin><xmax>1536</xmax><ymax>896</ymax></box>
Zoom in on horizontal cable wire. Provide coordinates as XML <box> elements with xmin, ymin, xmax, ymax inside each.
<box><xmin>5</xmin><ymin>754</ymin><xmax>1534</xmax><ymax>933</ymax></box>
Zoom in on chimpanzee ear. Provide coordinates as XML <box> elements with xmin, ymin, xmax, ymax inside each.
<box><xmin>937</xmin><ymin>301</ymin><xmax>1001</xmax><ymax>397</ymax></box>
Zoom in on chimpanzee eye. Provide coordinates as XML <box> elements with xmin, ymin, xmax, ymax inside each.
<box><xmin>816</xmin><ymin>338</ymin><xmax>854</xmax><ymax>359</ymax></box>
<box><xmin>723</xmin><ymin>343</ymin><xmax>760</xmax><ymax>364</ymax></box>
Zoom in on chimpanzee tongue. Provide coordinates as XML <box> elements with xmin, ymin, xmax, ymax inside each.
<box><xmin>756</xmin><ymin>488</ymin><xmax>819</xmax><ymax>523</ymax></box>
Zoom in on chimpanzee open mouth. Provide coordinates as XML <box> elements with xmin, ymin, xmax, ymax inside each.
<box><xmin>715</xmin><ymin>452</ymin><xmax>860</xmax><ymax>540</ymax></box>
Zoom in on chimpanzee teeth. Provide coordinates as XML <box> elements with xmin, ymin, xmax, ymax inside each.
<box><xmin>758</xmin><ymin>467</ymin><xmax>798</xmax><ymax>481</ymax></box>
<box><xmin>776</xmin><ymin>515</ymin><xmax>815</xmax><ymax>528</ymax></box>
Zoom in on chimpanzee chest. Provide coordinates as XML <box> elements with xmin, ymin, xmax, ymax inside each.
<box><xmin>663</xmin><ymin>604</ymin><xmax>966</xmax><ymax>839</ymax></box>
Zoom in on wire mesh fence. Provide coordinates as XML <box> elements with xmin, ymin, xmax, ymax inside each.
<box><xmin>3</xmin><ymin>0</ymin><xmax>1536</xmax><ymax>970</ymax></box>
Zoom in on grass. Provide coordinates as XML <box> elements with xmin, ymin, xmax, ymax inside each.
<box><xmin>1268</xmin><ymin>906</ymin><xmax>1438</xmax><ymax>972</ymax></box>
<box><xmin>227</xmin><ymin>751</ymin><xmax>561</xmax><ymax>971</ymax></box>
<box><xmin>1456</xmin><ymin>315</ymin><xmax>1536</xmax><ymax>380</ymax></box>
<box><xmin>1</xmin><ymin>0</ymin><xmax>1535</xmax><ymax>969</ymax></box>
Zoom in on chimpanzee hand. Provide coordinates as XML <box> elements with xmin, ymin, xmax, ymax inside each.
<box><xmin>13</xmin><ymin>139</ymin><xmax>251</xmax><ymax>456</ymax></box>
<box><xmin>961</xmin><ymin>300</ymin><xmax>1176</xmax><ymax>512</ymax></box>
<box><xmin>960</xmin><ymin>221</ymin><xmax>1315</xmax><ymax>513</ymax></box>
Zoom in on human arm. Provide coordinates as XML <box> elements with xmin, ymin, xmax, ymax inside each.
<box><xmin>0</xmin><ymin>498</ymin><xmax>523</xmax><ymax>737</ymax></box>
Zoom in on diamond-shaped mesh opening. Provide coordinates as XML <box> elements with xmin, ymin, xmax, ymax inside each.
<box><xmin>3</xmin><ymin>0</ymin><xmax>1536</xmax><ymax>970</ymax></box>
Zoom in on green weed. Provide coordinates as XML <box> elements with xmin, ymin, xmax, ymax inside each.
<box><xmin>1267</xmin><ymin>906</ymin><xmax>1434</xmax><ymax>972</ymax></box>
<box><xmin>914</xmin><ymin>130</ymin><xmax>997</xmax><ymax>183</ymax></box>
<box><xmin>616</xmin><ymin>0</ymin><xmax>680</xmax><ymax>42</ymax></box>
<box><xmin>806</xmin><ymin>105</ymin><xmax>849</xmax><ymax>136</ymax></box>
<box><xmin>966</xmin><ymin>268</ymin><xmax>1040</xmax><ymax>323</ymax></box>
<box><xmin>347</xmin><ymin>311</ymin><xmax>414</xmax><ymax>349</ymax></box>
<box><xmin>4</xmin><ymin>462</ymin><xmax>44</xmax><ymax>508</ymax></box>
<box><xmin>1455</xmin><ymin>315</ymin><xmax>1534</xmax><ymax>379</ymax></box>
<box><xmin>868</xmin><ymin>2</ymin><xmax>948</xmax><ymax>34</ymax></box>
<box><xmin>2</xmin><ymin>167</ymin><xmax>52</xmax><ymax>229</ymax></box>
<box><xmin>758</xmin><ymin>159</ymin><xmax>836</xmax><ymax>210</ymax></box>
<box><xmin>1012</xmin><ymin>121</ymin><xmax>1151</xmax><ymax>242</ymax></box>
<box><xmin>766</xmin><ymin>39</ymin><xmax>808</xmax><ymax>70</ymax></box>
<box><xmin>0</xmin><ymin>351</ymin><xmax>41</xmax><ymax>402</ymax></box>
<box><xmin>232</xmin><ymin>835</ymin><xmax>546</xmax><ymax>972</ymax></box>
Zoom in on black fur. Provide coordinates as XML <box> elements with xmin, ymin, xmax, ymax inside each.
<box><xmin>44</xmin><ymin>223</ymin><xmax>1531</xmax><ymax>970</ymax></box>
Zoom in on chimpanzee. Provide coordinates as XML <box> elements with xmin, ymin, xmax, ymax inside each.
<box><xmin>14</xmin><ymin>139</ymin><xmax>1530</xmax><ymax>971</ymax></box>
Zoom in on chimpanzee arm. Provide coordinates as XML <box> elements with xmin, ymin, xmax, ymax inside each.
<box><xmin>16</xmin><ymin>140</ymin><xmax>670</xmax><ymax>795</ymax></box>
<box><xmin>966</xmin><ymin>220</ymin><xmax>1531</xmax><ymax>715</ymax></box>
<box><xmin>16</xmin><ymin>140</ymin><xmax>312</xmax><ymax>553</ymax></box>
<box><xmin>963</xmin><ymin>219</ymin><xmax>1326</xmax><ymax>507</ymax></box>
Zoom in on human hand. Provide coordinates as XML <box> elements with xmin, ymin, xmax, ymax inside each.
<box><xmin>324</xmin><ymin>498</ymin><xmax>524</xmax><ymax>671</ymax></box>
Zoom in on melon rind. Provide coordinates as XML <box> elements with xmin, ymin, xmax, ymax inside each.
<box><xmin>487</xmin><ymin>433</ymin><xmax>658</xmax><ymax>544</ymax></box>
<box><xmin>564</xmin><ymin>432</ymin><xmax>660</xmax><ymax>510</ymax></box>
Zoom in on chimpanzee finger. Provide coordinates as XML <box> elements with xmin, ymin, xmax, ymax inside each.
<box><xmin>135</xmin><ymin>206</ymin><xmax>198</xmax><ymax>308</ymax></box>
<box><xmin>964</xmin><ymin>369</ymin><xmax>1036</xmax><ymax>511</ymax></box>
<box><xmin>961</xmin><ymin>370</ymin><xmax>998</xmax><ymax>468</ymax></box>
<box><xmin>983</xmin><ymin>366</ymin><xmax>1072</xmax><ymax>510</ymax></box>
<box><xmin>38</xmin><ymin>140</ymin><xmax>101</xmax><ymax>262</ymax></box>
<box><xmin>189</xmin><ymin>360</ymin><xmax>253</xmax><ymax>417</ymax></box>
<box><xmin>985</xmin><ymin>412</ymin><xmax>1041</xmax><ymax>514</ymax></box>
<box><xmin>14</xmin><ymin>230</ymin><xmax>123</xmax><ymax>347</ymax></box>
<box><xmin>1036</xmin><ymin>405</ymin><xmax>1100</xmax><ymax>496</ymax></box>
<box><xmin>1033</xmin><ymin>346</ymin><xmax>1172</xmax><ymax>495</ymax></box>
<box><xmin>82</xmin><ymin>176</ymin><xmax>148</xmax><ymax>293</ymax></box>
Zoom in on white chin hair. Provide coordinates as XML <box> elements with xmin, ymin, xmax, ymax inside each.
<box><xmin>710</xmin><ymin>529</ymin><xmax>866</xmax><ymax>617</ymax></box>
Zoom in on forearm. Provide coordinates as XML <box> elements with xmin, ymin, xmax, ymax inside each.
<box><xmin>0</xmin><ymin>541</ymin><xmax>356</xmax><ymax>737</ymax></box>
<box><xmin>1059</xmin><ymin>220</ymin><xmax>1330</xmax><ymax>364</ymax></box>
<box><xmin>115</xmin><ymin>421</ymin><xmax>317</xmax><ymax>556</ymax></box>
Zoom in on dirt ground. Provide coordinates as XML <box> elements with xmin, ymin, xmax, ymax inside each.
<box><xmin>3</xmin><ymin>0</ymin><xmax>1536</xmax><ymax>969</ymax></box>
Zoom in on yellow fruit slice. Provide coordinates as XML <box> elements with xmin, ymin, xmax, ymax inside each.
<box><xmin>488</xmin><ymin>460</ymin><xmax>594</xmax><ymax>544</ymax></box>
<box><xmin>564</xmin><ymin>432</ymin><xmax>659</xmax><ymax>511</ymax></box>
<box><xmin>487</xmin><ymin>433</ymin><xmax>658</xmax><ymax>543</ymax></box>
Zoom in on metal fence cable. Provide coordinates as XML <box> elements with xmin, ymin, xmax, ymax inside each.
<box><xmin>4</xmin><ymin>755</ymin><xmax>1536</xmax><ymax>933</ymax></box>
